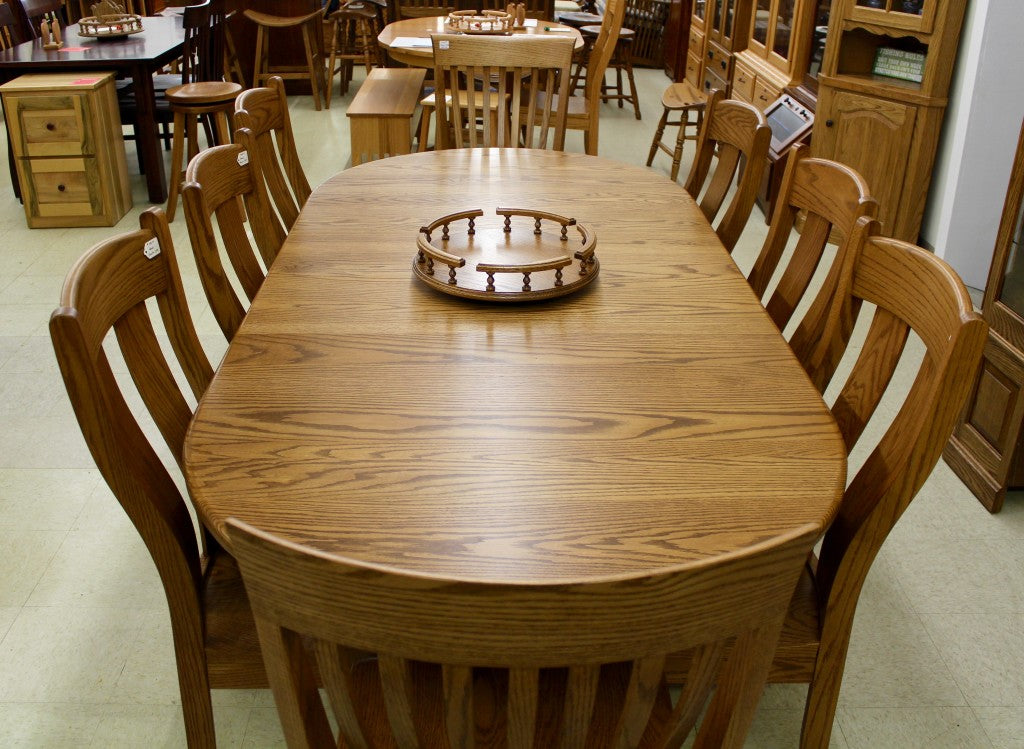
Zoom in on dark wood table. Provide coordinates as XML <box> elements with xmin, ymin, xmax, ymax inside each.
<box><xmin>0</xmin><ymin>15</ymin><xmax>185</xmax><ymax>203</ymax></box>
<box><xmin>185</xmin><ymin>148</ymin><xmax>846</xmax><ymax>584</ymax></box>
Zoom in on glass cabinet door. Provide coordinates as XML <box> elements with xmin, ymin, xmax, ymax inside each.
<box><xmin>850</xmin><ymin>0</ymin><xmax>935</xmax><ymax>33</ymax></box>
<box><xmin>752</xmin><ymin>0</ymin><xmax>770</xmax><ymax>46</ymax></box>
<box><xmin>772</xmin><ymin>0</ymin><xmax>797</xmax><ymax>59</ymax></box>
<box><xmin>694</xmin><ymin>0</ymin><xmax>706</xmax><ymax>25</ymax></box>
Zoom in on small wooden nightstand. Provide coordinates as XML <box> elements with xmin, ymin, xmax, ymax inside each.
<box><xmin>1</xmin><ymin>72</ymin><xmax>131</xmax><ymax>228</ymax></box>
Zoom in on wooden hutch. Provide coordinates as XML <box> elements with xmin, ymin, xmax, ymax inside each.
<box><xmin>731</xmin><ymin>0</ymin><xmax>818</xmax><ymax>109</ymax></box>
<box><xmin>810</xmin><ymin>0</ymin><xmax>968</xmax><ymax>241</ymax></box>
<box><xmin>683</xmin><ymin>0</ymin><xmax>753</xmax><ymax>96</ymax></box>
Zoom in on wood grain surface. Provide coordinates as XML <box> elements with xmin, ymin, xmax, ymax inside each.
<box><xmin>184</xmin><ymin>148</ymin><xmax>846</xmax><ymax>585</ymax></box>
<box><xmin>377</xmin><ymin>16</ymin><xmax>582</xmax><ymax>67</ymax></box>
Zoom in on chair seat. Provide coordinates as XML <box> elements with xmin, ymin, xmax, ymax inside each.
<box><xmin>165</xmin><ymin>80</ymin><xmax>243</xmax><ymax>105</ymax></box>
<box><xmin>203</xmin><ymin>549</ymin><xmax>268</xmax><ymax>687</ymax></box>
<box><xmin>244</xmin><ymin>8</ymin><xmax>322</xmax><ymax>27</ymax></box>
<box><xmin>662</xmin><ymin>79</ymin><xmax>706</xmax><ymax>110</ymax></box>
<box><xmin>555</xmin><ymin>10</ymin><xmax>602</xmax><ymax>26</ymax></box>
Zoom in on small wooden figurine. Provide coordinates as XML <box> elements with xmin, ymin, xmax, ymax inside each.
<box><xmin>41</xmin><ymin>12</ymin><xmax>63</xmax><ymax>50</ymax></box>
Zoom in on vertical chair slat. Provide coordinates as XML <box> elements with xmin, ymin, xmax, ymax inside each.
<box><xmin>559</xmin><ymin>665</ymin><xmax>600</xmax><ymax>749</ymax></box>
<box><xmin>315</xmin><ymin>641</ymin><xmax>372</xmax><ymax>749</ymax></box>
<box><xmin>763</xmin><ymin>210</ymin><xmax>832</xmax><ymax>331</ymax></box>
<box><xmin>507</xmin><ymin>667</ymin><xmax>539</xmax><ymax>749</ymax></box>
<box><xmin>444</xmin><ymin>664</ymin><xmax>475</xmax><ymax>749</ymax></box>
<box><xmin>612</xmin><ymin>656</ymin><xmax>665</xmax><ymax>749</ymax></box>
<box><xmin>380</xmin><ymin>654</ymin><xmax>422</xmax><ymax>747</ymax></box>
<box><xmin>654</xmin><ymin>642</ymin><xmax>725</xmax><ymax>748</ymax></box>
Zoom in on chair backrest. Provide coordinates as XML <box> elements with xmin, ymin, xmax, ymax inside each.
<box><xmin>229</xmin><ymin>517</ymin><xmax>821</xmax><ymax>749</ymax></box>
<box><xmin>0</xmin><ymin>2</ymin><xmax>20</xmax><ymax>48</ymax></box>
<box><xmin>49</xmin><ymin>207</ymin><xmax>215</xmax><ymax>693</ymax></box>
<box><xmin>582</xmin><ymin>0</ymin><xmax>625</xmax><ymax>114</ymax></box>
<box><xmin>395</xmin><ymin>0</ymin><xmax>451</xmax><ymax>19</ymax></box>
<box><xmin>683</xmin><ymin>89</ymin><xmax>771</xmax><ymax>253</ymax></box>
<box><xmin>624</xmin><ymin>0</ymin><xmax>669</xmax><ymax>65</ymax></box>
<box><xmin>182</xmin><ymin>131</ymin><xmax>286</xmax><ymax>341</ymax></box>
<box><xmin>179</xmin><ymin>1</ymin><xmax>217</xmax><ymax>85</ymax></box>
<box><xmin>431</xmin><ymin>34</ymin><xmax>573</xmax><ymax>151</ymax></box>
<box><xmin>810</xmin><ymin>216</ymin><xmax>986</xmax><ymax>680</ymax></box>
<box><xmin>234</xmin><ymin>76</ymin><xmax>312</xmax><ymax>231</ymax></box>
<box><xmin>21</xmin><ymin>0</ymin><xmax>65</xmax><ymax>38</ymax></box>
<box><xmin>745</xmin><ymin>144</ymin><xmax>877</xmax><ymax>388</ymax></box>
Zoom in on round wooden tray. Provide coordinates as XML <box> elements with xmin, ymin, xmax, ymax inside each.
<box><xmin>414</xmin><ymin>208</ymin><xmax>598</xmax><ymax>302</ymax></box>
<box><xmin>444</xmin><ymin>9</ymin><xmax>513</xmax><ymax>34</ymax></box>
<box><xmin>77</xmin><ymin>13</ymin><xmax>144</xmax><ymax>38</ymax></box>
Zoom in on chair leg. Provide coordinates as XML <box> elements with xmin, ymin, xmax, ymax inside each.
<box><xmin>253</xmin><ymin>26</ymin><xmax>267</xmax><ymax>88</ymax></box>
<box><xmin>625</xmin><ymin>55</ymin><xmax>640</xmax><ymax>120</ymax></box>
<box><xmin>669</xmin><ymin>110</ymin><xmax>689</xmax><ymax>182</ymax></box>
<box><xmin>301</xmin><ymin>23</ymin><xmax>324</xmax><ymax>111</ymax></box>
<box><xmin>584</xmin><ymin>118</ymin><xmax>598</xmax><ymax>156</ymax></box>
<box><xmin>326</xmin><ymin>20</ymin><xmax>339</xmax><ymax>109</ymax></box>
<box><xmin>166</xmin><ymin>110</ymin><xmax>187</xmax><ymax>223</ymax></box>
<box><xmin>647</xmin><ymin>105</ymin><xmax>669</xmax><ymax>167</ymax></box>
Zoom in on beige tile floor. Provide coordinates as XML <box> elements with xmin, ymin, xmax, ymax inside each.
<box><xmin>0</xmin><ymin>64</ymin><xmax>1022</xmax><ymax>748</ymax></box>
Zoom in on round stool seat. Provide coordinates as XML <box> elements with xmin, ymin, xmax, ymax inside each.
<box><xmin>335</xmin><ymin>1</ymin><xmax>377</xmax><ymax>19</ymax></box>
<box><xmin>243</xmin><ymin>8</ymin><xmax>322</xmax><ymax>27</ymax></box>
<box><xmin>165</xmin><ymin>81</ymin><xmax>243</xmax><ymax>106</ymax></box>
<box><xmin>579</xmin><ymin>24</ymin><xmax>633</xmax><ymax>38</ymax></box>
<box><xmin>661</xmin><ymin>80</ymin><xmax>706</xmax><ymax>110</ymax></box>
<box><xmin>556</xmin><ymin>11</ymin><xmax>602</xmax><ymax>27</ymax></box>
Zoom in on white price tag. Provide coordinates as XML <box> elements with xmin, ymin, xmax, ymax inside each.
<box><xmin>143</xmin><ymin>238</ymin><xmax>160</xmax><ymax>259</ymax></box>
<box><xmin>439</xmin><ymin>40</ymin><xmax>449</xmax><ymax>50</ymax></box>
<box><xmin>237</xmin><ymin>150</ymin><xmax>249</xmax><ymax>167</ymax></box>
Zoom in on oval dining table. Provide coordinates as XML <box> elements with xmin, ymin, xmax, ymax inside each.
<box><xmin>377</xmin><ymin>16</ymin><xmax>583</xmax><ymax>67</ymax></box>
<box><xmin>184</xmin><ymin>148</ymin><xmax>846</xmax><ymax>585</ymax></box>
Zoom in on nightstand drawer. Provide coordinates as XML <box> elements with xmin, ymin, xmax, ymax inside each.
<box><xmin>13</xmin><ymin>96</ymin><xmax>91</xmax><ymax>157</ymax></box>
<box><xmin>21</xmin><ymin>157</ymin><xmax>101</xmax><ymax>220</ymax></box>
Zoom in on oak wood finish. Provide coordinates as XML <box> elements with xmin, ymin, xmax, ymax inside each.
<box><xmin>183</xmin><ymin>148</ymin><xmax>846</xmax><ymax>613</ymax></box>
<box><xmin>756</xmin><ymin>217</ymin><xmax>985</xmax><ymax>748</ymax></box>
<box><xmin>646</xmin><ymin>78</ymin><xmax>707</xmax><ymax>182</ymax></box>
<box><xmin>49</xmin><ymin>207</ymin><xmax>265</xmax><ymax>749</ymax></box>
<box><xmin>0</xmin><ymin>71</ymin><xmax>131</xmax><ymax>227</ymax></box>
<box><xmin>431</xmin><ymin>34</ymin><xmax>573</xmax><ymax>151</ymax></box>
<box><xmin>377</xmin><ymin>14</ymin><xmax>583</xmax><ymax>68</ymax></box>
<box><xmin>682</xmin><ymin>88</ymin><xmax>770</xmax><ymax>253</ymax></box>
<box><xmin>234</xmin><ymin>75</ymin><xmax>312</xmax><ymax>231</ymax></box>
<box><xmin>346</xmin><ymin>66</ymin><xmax>425</xmax><ymax>166</ymax></box>
<box><xmin>746</xmin><ymin>143</ymin><xmax>877</xmax><ymax>387</ymax></box>
<box><xmin>945</xmin><ymin>118</ymin><xmax>1024</xmax><ymax>513</ymax></box>
<box><xmin>181</xmin><ymin>134</ymin><xmax>285</xmax><ymax>341</ymax></box>
<box><xmin>731</xmin><ymin>0</ymin><xmax>817</xmax><ymax>109</ymax></box>
<box><xmin>229</xmin><ymin>515</ymin><xmax>822</xmax><ymax>748</ymax></box>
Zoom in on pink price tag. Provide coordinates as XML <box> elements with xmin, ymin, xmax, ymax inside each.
<box><xmin>61</xmin><ymin>47</ymin><xmax>90</xmax><ymax>52</ymax></box>
<box><xmin>71</xmin><ymin>77</ymin><xmax>101</xmax><ymax>84</ymax></box>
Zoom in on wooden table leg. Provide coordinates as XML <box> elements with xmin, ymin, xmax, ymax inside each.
<box><xmin>131</xmin><ymin>63</ymin><xmax>168</xmax><ymax>203</ymax></box>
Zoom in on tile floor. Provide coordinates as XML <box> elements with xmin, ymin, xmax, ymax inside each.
<box><xmin>0</xmin><ymin>65</ymin><xmax>1022</xmax><ymax>748</ymax></box>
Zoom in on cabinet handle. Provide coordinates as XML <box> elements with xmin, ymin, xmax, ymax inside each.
<box><xmin>707</xmin><ymin>50</ymin><xmax>713</xmax><ymax>59</ymax></box>
<box><xmin>720</xmin><ymin>60</ymin><xmax>726</xmax><ymax>70</ymax></box>
<box><xmin>57</xmin><ymin>184</ymin><xmax>66</xmax><ymax>192</ymax></box>
<box><xmin>825</xmin><ymin>119</ymin><xmax>834</xmax><ymax>127</ymax></box>
<box><xmin>45</xmin><ymin>122</ymin><xmax>55</xmax><ymax>131</ymax></box>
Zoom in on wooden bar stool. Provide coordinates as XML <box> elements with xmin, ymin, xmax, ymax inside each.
<box><xmin>579</xmin><ymin>24</ymin><xmax>639</xmax><ymax>119</ymax></box>
<box><xmin>245</xmin><ymin>8</ymin><xmax>327</xmax><ymax>111</ymax></box>
<box><xmin>325</xmin><ymin>0</ymin><xmax>382</xmax><ymax>105</ymax></box>
<box><xmin>647</xmin><ymin>79</ymin><xmax>707</xmax><ymax>182</ymax></box>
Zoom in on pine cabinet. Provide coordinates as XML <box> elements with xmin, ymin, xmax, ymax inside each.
<box><xmin>810</xmin><ymin>0</ymin><xmax>967</xmax><ymax>241</ymax></box>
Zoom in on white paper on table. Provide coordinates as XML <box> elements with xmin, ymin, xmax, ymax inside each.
<box><xmin>390</xmin><ymin>37</ymin><xmax>433</xmax><ymax>48</ymax></box>
<box><xmin>522</xmin><ymin>18</ymin><xmax>538</xmax><ymax>26</ymax></box>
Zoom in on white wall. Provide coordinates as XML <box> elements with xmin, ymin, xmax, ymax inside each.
<box><xmin>921</xmin><ymin>0</ymin><xmax>1024</xmax><ymax>291</ymax></box>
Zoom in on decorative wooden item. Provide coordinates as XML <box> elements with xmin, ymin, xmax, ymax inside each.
<box><xmin>944</xmin><ymin>119</ymin><xmax>1024</xmax><ymax>514</ymax></box>
<box><xmin>78</xmin><ymin>0</ymin><xmax>144</xmax><ymax>38</ymax></box>
<box><xmin>445</xmin><ymin>10</ymin><xmax>513</xmax><ymax>34</ymax></box>
<box><xmin>39</xmin><ymin>12</ymin><xmax>63</xmax><ymax>50</ymax></box>
<box><xmin>413</xmin><ymin>207</ymin><xmax>598</xmax><ymax>301</ymax></box>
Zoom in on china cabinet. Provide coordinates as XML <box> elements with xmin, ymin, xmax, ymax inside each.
<box><xmin>945</xmin><ymin>120</ymin><xmax>1024</xmax><ymax>514</ymax></box>
<box><xmin>684</xmin><ymin>0</ymin><xmax>752</xmax><ymax>96</ymax></box>
<box><xmin>732</xmin><ymin>0</ymin><xmax>816</xmax><ymax>109</ymax></box>
<box><xmin>810</xmin><ymin>0</ymin><xmax>967</xmax><ymax>241</ymax></box>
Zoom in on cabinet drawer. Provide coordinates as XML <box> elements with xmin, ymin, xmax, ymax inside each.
<box><xmin>12</xmin><ymin>96</ymin><xmax>91</xmax><ymax>158</ymax></box>
<box><xmin>688</xmin><ymin>26</ymin><xmax>703</xmax><ymax>57</ymax></box>
<box><xmin>705</xmin><ymin>42</ymin><xmax>731</xmax><ymax>79</ymax></box>
<box><xmin>733</xmin><ymin>66</ymin><xmax>755</xmax><ymax>102</ymax></box>
<box><xmin>685</xmin><ymin>52</ymin><xmax>701</xmax><ymax>87</ymax></box>
<box><xmin>753</xmin><ymin>79</ymin><xmax>780</xmax><ymax>109</ymax></box>
<box><xmin>20</xmin><ymin>157</ymin><xmax>104</xmax><ymax>224</ymax></box>
<box><xmin>703</xmin><ymin>66</ymin><xmax>729</xmax><ymax>97</ymax></box>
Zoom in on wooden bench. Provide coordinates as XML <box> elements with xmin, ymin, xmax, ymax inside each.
<box><xmin>347</xmin><ymin>68</ymin><xmax>427</xmax><ymax>166</ymax></box>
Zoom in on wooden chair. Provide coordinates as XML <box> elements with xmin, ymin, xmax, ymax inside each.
<box><xmin>49</xmin><ymin>207</ymin><xmax>265</xmax><ymax>749</ymax></box>
<box><xmin>682</xmin><ymin>89</ymin><xmax>771</xmax><ymax>254</ymax></box>
<box><xmin>0</xmin><ymin>2</ymin><xmax>20</xmax><ymax>49</ymax></box>
<box><xmin>324</xmin><ymin>0</ymin><xmax>383</xmax><ymax>105</ymax></box>
<box><xmin>245</xmin><ymin>8</ymin><xmax>327</xmax><ymax>111</ymax></box>
<box><xmin>577</xmin><ymin>25</ymin><xmax>639</xmax><ymax>119</ymax></box>
<box><xmin>431</xmin><ymin>34</ymin><xmax>574</xmax><ymax>151</ymax></box>
<box><xmin>228</xmin><ymin>514</ymin><xmax>823</xmax><ymax>749</ymax></box>
<box><xmin>162</xmin><ymin>0</ymin><xmax>243</xmax><ymax>222</ymax></box>
<box><xmin>543</xmin><ymin>0</ymin><xmax>625</xmax><ymax>155</ymax></box>
<box><xmin>234</xmin><ymin>76</ymin><xmax>312</xmax><ymax>232</ymax></box>
<box><xmin>182</xmin><ymin>134</ymin><xmax>286</xmax><ymax>341</ymax></box>
<box><xmin>746</xmin><ymin>143</ymin><xmax>877</xmax><ymax>386</ymax></box>
<box><xmin>646</xmin><ymin>79</ymin><xmax>707</xmax><ymax>183</ymax></box>
<box><xmin>765</xmin><ymin>216</ymin><xmax>987</xmax><ymax>747</ymax></box>
<box><xmin>394</xmin><ymin>0</ymin><xmax>452</xmax><ymax>19</ymax></box>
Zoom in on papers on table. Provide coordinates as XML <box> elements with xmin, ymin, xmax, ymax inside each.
<box><xmin>521</xmin><ymin>18</ymin><xmax>538</xmax><ymax>27</ymax></box>
<box><xmin>389</xmin><ymin>36</ymin><xmax>433</xmax><ymax>48</ymax></box>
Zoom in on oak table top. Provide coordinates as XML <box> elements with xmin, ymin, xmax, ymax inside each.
<box><xmin>377</xmin><ymin>16</ymin><xmax>583</xmax><ymax>67</ymax></box>
<box><xmin>184</xmin><ymin>148</ymin><xmax>846</xmax><ymax>585</ymax></box>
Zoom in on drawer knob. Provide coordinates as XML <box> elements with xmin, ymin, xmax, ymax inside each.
<box><xmin>707</xmin><ymin>50</ymin><xmax>713</xmax><ymax>59</ymax></box>
<box><xmin>720</xmin><ymin>60</ymin><xmax>726</xmax><ymax>70</ymax></box>
<box><xmin>825</xmin><ymin>119</ymin><xmax>834</xmax><ymax>127</ymax></box>
<box><xmin>46</xmin><ymin>122</ymin><xmax>56</xmax><ymax>131</ymax></box>
<box><xmin>57</xmin><ymin>183</ymin><xmax>66</xmax><ymax>192</ymax></box>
